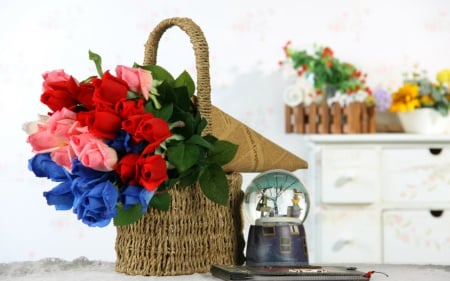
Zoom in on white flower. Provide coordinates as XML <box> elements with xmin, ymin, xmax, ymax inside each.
<box><xmin>22</xmin><ymin>114</ymin><xmax>48</xmax><ymax>135</ymax></box>
<box><xmin>326</xmin><ymin>90</ymin><xmax>370</xmax><ymax>106</ymax></box>
<box><xmin>283</xmin><ymin>76</ymin><xmax>315</xmax><ymax>106</ymax></box>
<box><xmin>327</xmin><ymin>91</ymin><xmax>346</xmax><ymax>106</ymax></box>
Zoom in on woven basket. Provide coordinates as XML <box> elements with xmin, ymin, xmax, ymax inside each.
<box><xmin>115</xmin><ymin>17</ymin><xmax>245</xmax><ymax>276</ymax></box>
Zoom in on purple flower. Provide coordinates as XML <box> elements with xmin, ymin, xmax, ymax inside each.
<box><xmin>373</xmin><ymin>89</ymin><xmax>392</xmax><ymax>112</ymax></box>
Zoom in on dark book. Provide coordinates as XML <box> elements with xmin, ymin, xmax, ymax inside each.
<box><xmin>210</xmin><ymin>264</ymin><xmax>370</xmax><ymax>281</ymax></box>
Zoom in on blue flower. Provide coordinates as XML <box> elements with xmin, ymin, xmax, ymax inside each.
<box><xmin>72</xmin><ymin>180</ymin><xmax>119</xmax><ymax>227</ymax></box>
<box><xmin>28</xmin><ymin>153</ymin><xmax>70</xmax><ymax>182</ymax></box>
<box><xmin>120</xmin><ymin>185</ymin><xmax>155</xmax><ymax>213</ymax></box>
<box><xmin>43</xmin><ymin>181</ymin><xmax>75</xmax><ymax>210</ymax></box>
<box><xmin>71</xmin><ymin>158</ymin><xmax>110</xmax><ymax>180</ymax></box>
<box><xmin>105</xmin><ymin>129</ymin><xmax>131</xmax><ymax>155</ymax></box>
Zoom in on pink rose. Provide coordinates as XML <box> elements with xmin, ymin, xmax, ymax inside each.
<box><xmin>51</xmin><ymin>146</ymin><xmax>75</xmax><ymax>171</ymax></box>
<box><xmin>45</xmin><ymin>108</ymin><xmax>80</xmax><ymax>137</ymax></box>
<box><xmin>69</xmin><ymin>133</ymin><xmax>95</xmax><ymax>156</ymax></box>
<box><xmin>42</xmin><ymin>69</ymin><xmax>72</xmax><ymax>91</ymax></box>
<box><xmin>73</xmin><ymin>134</ymin><xmax>118</xmax><ymax>172</ymax></box>
<box><xmin>116</xmin><ymin>65</ymin><xmax>152</xmax><ymax>100</ymax></box>
<box><xmin>27</xmin><ymin>108</ymin><xmax>80</xmax><ymax>153</ymax></box>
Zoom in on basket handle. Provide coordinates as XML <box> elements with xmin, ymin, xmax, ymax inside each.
<box><xmin>144</xmin><ymin>17</ymin><xmax>212</xmax><ymax>133</ymax></box>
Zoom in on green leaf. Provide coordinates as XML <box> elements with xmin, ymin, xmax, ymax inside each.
<box><xmin>178</xmin><ymin>166</ymin><xmax>201</xmax><ymax>187</ymax></box>
<box><xmin>139</xmin><ymin>64</ymin><xmax>175</xmax><ymax>83</ymax></box>
<box><xmin>149</xmin><ymin>192</ymin><xmax>171</xmax><ymax>211</ymax></box>
<box><xmin>167</xmin><ymin>143</ymin><xmax>200</xmax><ymax>172</ymax></box>
<box><xmin>171</xmin><ymin>111</ymin><xmax>195</xmax><ymax>137</ymax></box>
<box><xmin>195</xmin><ymin>117</ymin><xmax>208</xmax><ymax>135</ymax></box>
<box><xmin>436</xmin><ymin>104</ymin><xmax>449</xmax><ymax>117</ymax></box>
<box><xmin>173</xmin><ymin>87</ymin><xmax>192</xmax><ymax>112</ymax></box>
<box><xmin>199</xmin><ymin>164</ymin><xmax>229</xmax><ymax>205</ymax></box>
<box><xmin>150</xmin><ymin>103</ymin><xmax>173</xmax><ymax>121</ymax></box>
<box><xmin>88</xmin><ymin>50</ymin><xmax>103</xmax><ymax>77</ymax></box>
<box><xmin>174</xmin><ymin>71</ymin><xmax>195</xmax><ymax>97</ymax></box>
<box><xmin>113</xmin><ymin>204</ymin><xmax>144</xmax><ymax>226</ymax></box>
<box><xmin>186</xmin><ymin>135</ymin><xmax>214</xmax><ymax>150</ymax></box>
<box><xmin>208</xmin><ymin>140</ymin><xmax>239</xmax><ymax>165</ymax></box>
<box><xmin>127</xmin><ymin>90</ymin><xmax>139</xmax><ymax>99</ymax></box>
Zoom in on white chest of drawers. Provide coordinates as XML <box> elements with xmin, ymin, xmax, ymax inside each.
<box><xmin>294</xmin><ymin>134</ymin><xmax>450</xmax><ymax>265</ymax></box>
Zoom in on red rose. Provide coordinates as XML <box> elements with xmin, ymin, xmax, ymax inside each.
<box><xmin>92</xmin><ymin>71</ymin><xmax>128</xmax><ymax>110</ymax></box>
<box><xmin>40</xmin><ymin>70</ymin><xmax>80</xmax><ymax>112</ymax></box>
<box><xmin>122</xmin><ymin>114</ymin><xmax>146</xmax><ymax>141</ymax></box>
<box><xmin>115</xmin><ymin>153</ymin><xmax>139</xmax><ymax>185</ymax></box>
<box><xmin>135</xmin><ymin>117</ymin><xmax>171</xmax><ymax>146</ymax></box>
<box><xmin>122</xmin><ymin>114</ymin><xmax>171</xmax><ymax>149</ymax></box>
<box><xmin>77</xmin><ymin>110</ymin><xmax>96</xmax><ymax>128</ymax></box>
<box><xmin>137</xmin><ymin>154</ymin><xmax>168</xmax><ymax>191</ymax></box>
<box><xmin>91</xmin><ymin>111</ymin><xmax>122</xmax><ymax>140</ymax></box>
<box><xmin>77</xmin><ymin>82</ymin><xmax>96</xmax><ymax>110</ymax></box>
<box><xmin>116</xmin><ymin>98</ymin><xmax>146</xmax><ymax>119</ymax></box>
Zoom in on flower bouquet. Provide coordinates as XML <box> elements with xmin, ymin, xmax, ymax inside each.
<box><xmin>24</xmin><ymin>50</ymin><xmax>238</xmax><ymax>227</ymax></box>
<box><xmin>388</xmin><ymin>68</ymin><xmax>450</xmax><ymax>134</ymax></box>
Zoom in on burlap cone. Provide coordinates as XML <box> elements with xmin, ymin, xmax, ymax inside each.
<box><xmin>212</xmin><ymin>105</ymin><xmax>308</xmax><ymax>173</ymax></box>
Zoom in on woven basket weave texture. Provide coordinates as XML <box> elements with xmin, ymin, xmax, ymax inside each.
<box><xmin>115</xmin><ymin>17</ymin><xmax>245</xmax><ymax>276</ymax></box>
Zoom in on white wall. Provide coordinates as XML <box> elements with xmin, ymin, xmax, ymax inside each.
<box><xmin>1</xmin><ymin>0</ymin><xmax>449</xmax><ymax>262</ymax></box>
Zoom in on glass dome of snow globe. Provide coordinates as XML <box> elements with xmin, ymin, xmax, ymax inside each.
<box><xmin>244</xmin><ymin>169</ymin><xmax>310</xmax><ymax>226</ymax></box>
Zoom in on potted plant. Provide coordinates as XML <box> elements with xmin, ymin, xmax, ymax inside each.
<box><xmin>389</xmin><ymin>68</ymin><xmax>450</xmax><ymax>134</ymax></box>
<box><xmin>280</xmin><ymin>42</ymin><xmax>376</xmax><ymax>134</ymax></box>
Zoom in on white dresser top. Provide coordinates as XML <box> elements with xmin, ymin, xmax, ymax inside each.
<box><xmin>299</xmin><ymin>133</ymin><xmax>450</xmax><ymax>145</ymax></box>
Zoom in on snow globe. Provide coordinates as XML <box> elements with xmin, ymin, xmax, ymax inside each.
<box><xmin>243</xmin><ymin>169</ymin><xmax>310</xmax><ymax>266</ymax></box>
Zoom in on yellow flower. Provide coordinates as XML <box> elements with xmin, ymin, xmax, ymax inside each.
<box><xmin>420</xmin><ymin>94</ymin><xmax>435</xmax><ymax>106</ymax></box>
<box><xmin>436</xmin><ymin>69</ymin><xmax>450</xmax><ymax>84</ymax></box>
<box><xmin>389</xmin><ymin>83</ymin><xmax>421</xmax><ymax>112</ymax></box>
<box><xmin>364</xmin><ymin>95</ymin><xmax>376</xmax><ymax>107</ymax></box>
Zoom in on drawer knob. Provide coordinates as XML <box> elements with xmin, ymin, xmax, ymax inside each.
<box><xmin>429</xmin><ymin>148</ymin><xmax>443</xmax><ymax>155</ymax></box>
<box><xmin>334</xmin><ymin>176</ymin><xmax>353</xmax><ymax>188</ymax></box>
<box><xmin>430</xmin><ymin>209</ymin><xmax>444</xmax><ymax>218</ymax></box>
<box><xmin>332</xmin><ymin>239</ymin><xmax>352</xmax><ymax>252</ymax></box>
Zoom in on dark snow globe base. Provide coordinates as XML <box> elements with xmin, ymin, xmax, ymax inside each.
<box><xmin>244</xmin><ymin>169</ymin><xmax>310</xmax><ymax>266</ymax></box>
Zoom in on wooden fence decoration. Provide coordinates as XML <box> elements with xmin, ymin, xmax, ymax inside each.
<box><xmin>285</xmin><ymin>102</ymin><xmax>376</xmax><ymax>134</ymax></box>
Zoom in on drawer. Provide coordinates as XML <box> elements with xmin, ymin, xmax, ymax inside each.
<box><xmin>321</xmin><ymin>148</ymin><xmax>379</xmax><ymax>203</ymax></box>
<box><xmin>381</xmin><ymin>148</ymin><xmax>450</xmax><ymax>202</ymax></box>
<box><xmin>317</xmin><ymin>208</ymin><xmax>381</xmax><ymax>263</ymax></box>
<box><xmin>383</xmin><ymin>209</ymin><xmax>450</xmax><ymax>265</ymax></box>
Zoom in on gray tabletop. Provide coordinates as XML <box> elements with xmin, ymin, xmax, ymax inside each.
<box><xmin>1</xmin><ymin>257</ymin><xmax>449</xmax><ymax>281</ymax></box>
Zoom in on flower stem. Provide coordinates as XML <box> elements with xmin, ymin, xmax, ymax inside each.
<box><xmin>88</xmin><ymin>50</ymin><xmax>104</xmax><ymax>77</ymax></box>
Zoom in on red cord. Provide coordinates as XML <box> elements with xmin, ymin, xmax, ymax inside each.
<box><xmin>364</xmin><ymin>270</ymin><xmax>389</xmax><ymax>278</ymax></box>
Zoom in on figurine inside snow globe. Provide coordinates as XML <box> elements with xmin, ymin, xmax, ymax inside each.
<box><xmin>243</xmin><ymin>169</ymin><xmax>310</xmax><ymax>266</ymax></box>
